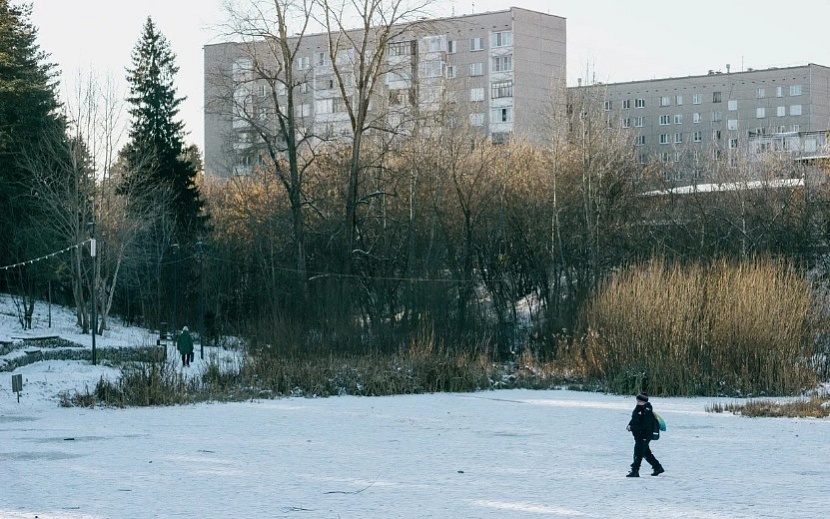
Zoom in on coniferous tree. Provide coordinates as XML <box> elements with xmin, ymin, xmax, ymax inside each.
<box><xmin>122</xmin><ymin>17</ymin><xmax>205</xmax><ymax>243</ymax></box>
<box><xmin>0</xmin><ymin>0</ymin><xmax>63</xmax><ymax>268</ymax></box>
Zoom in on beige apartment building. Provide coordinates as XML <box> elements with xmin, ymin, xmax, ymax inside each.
<box><xmin>203</xmin><ymin>7</ymin><xmax>566</xmax><ymax>177</ymax></box>
<box><xmin>570</xmin><ymin>64</ymin><xmax>830</xmax><ymax>182</ymax></box>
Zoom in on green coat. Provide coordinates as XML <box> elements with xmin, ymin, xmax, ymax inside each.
<box><xmin>176</xmin><ymin>330</ymin><xmax>194</xmax><ymax>355</ymax></box>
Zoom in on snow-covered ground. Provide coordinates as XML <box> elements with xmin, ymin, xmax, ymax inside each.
<box><xmin>1</xmin><ymin>295</ymin><xmax>829</xmax><ymax>518</ymax></box>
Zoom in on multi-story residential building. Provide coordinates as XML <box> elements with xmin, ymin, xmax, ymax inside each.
<box><xmin>569</xmin><ymin>64</ymin><xmax>830</xmax><ymax>183</ymax></box>
<box><xmin>203</xmin><ymin>7</ymin><xmax>565</xmax><ymax>177</ymax></box>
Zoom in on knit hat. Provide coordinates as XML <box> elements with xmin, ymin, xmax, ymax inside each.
<box><xmin>636</xmin><ymin>392</ymin><xmax>649</xmax><ymax>402</ymax></box>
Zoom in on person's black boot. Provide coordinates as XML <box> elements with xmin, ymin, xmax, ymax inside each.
<box><xmin>626</xmin><ymin>469</ymin><xmax>639</xmax><ymax>477</ymax></box>
<box><xmin>651</xmin><ymin>466</ymin><xmax>664</xmax><ymax>476</ymax></box>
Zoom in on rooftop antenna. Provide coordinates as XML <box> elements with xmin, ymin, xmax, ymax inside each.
<box><xmin>472</xmin><ymin>2</ymin><xmax>475</xmax><ymax>13</ymax></box>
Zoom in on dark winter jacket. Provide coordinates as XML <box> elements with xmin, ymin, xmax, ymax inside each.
<box><xmin>177</xmin><ymin>330</ymin><xmax>194</xmax><ymax>355</ymax></box>
<box><xmin>628</xmin><ymin>402</ymin><xmax>655</xmax><ymax>440</ymax></box>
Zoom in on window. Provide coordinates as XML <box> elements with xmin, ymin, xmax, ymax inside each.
<box><xmin>315</xmin><ymin>99</ymin><xmax>333</xmax><ymax>114</ymax></box>
<box><xmin>469</xmin><ymin>62</ymin><xmax>483</xmax><ymax>76</ymax></box>
<box><xmin>659</xmin><ymin>115</ymin><xmax>670</xmax><ymax>125</ymax></box>
<box><xmin>777</xmin><ymin>125</ymin><xmax>787</xmax><ymax>133</ymax></box>
<box><xmin>635</xmin><ymin>135</ymin><xmax>646</xmax><ymax>146</ymax></box>
<box><xmin>676</xmin><ymin>95</ymin><xmax>683</xmax><ymax>105</ymax></box>
<box><xmin>756</xmin><ymin>107</ymin><xmax>766</xmax><ymax>118</ymax></box>
<box><xmin>447</xmin><ymin>40</ymin><xmax>457</xmax><ymax>54</ymax></box>
<box><xmin>446</xmin><ymin>65</ymin><xmax>457</xmax><ymax>79</ymax></box>
<box><xmin>757</xmin><ymin>88</ymin><xmax>765</xmax><ymax>98</ymax></box>
<box><xmin>491</xmin><ymin>106</ymin><xmax>513</xmax><ymax>123</ymax></box>
<box><xmin>388</xmin><ymin>41</ymin><xmax>413</xmax><ymax>56</ymax></box>
<box><xmin>693</xmin><ymin>93</ymin><xmax>702</xmax><ymax>104</ymax></box>
<box><xmin>277</xmin><ymin>82</ymin><xmax>287</xmax><ymax>96</ymax></box>
<box><xmin>316</xmin><ymin>76</ymin><xmax>335</xmax><ymax>90</ymax></box>
<box><xmin>316</xmin><ymin>52</ymin><xmax>331</xmax><ymax>67</ymax></box>
<box><xmin>675</xmin><ymin>133</ymin><xmax>683</xmax><ymax>144</ymax></box>
<box><xmin>470</xmin><ymin>37</ymin><xmax>484</xmax><ymax>51</ymax></box>
<box><xmin>297</xmin><ymin>56</ymin><xmax>310</xmax><ymax>70</ymax></box>
<box><xmin>491</xmin><ymin>31</ymin><xmax>512</xmax><ymax>48</ymax></box>
<box><xmin>388</xmin><ymin>89</ymin><xmax>406</xmax><ymax>106</ymax></box>
<box><xmin>491</xmin><ymin>81</ymin><xmax>513</xmax><ymax>99</ymax></box>
<box><xmin>729</xmin><ymin>138</ymin><xmax>738</xmax><ymax>149</ymax></box>
<box><xmin>713</xmin><ymin>149</ymin><xmax>722</xmax><ymax>160</ymax></box>
<box><xmin>639</xmin><ymin>153</ymin><xmax>648</xmax><ymax>164</ymax></box>
<box><xmin>727</xmin><ymin>119</ymin><xmax>738</xmax><ymax>131</ymax></box>
<box><xmin>693</xmin><ymin>112</ymin><xmax>701</xmax><ymax>124</ymax></box>
<box><xmin>623</xmin><ymin>99</ymin><xmax>631</xmax><ymax>109</ymax></box>
<box><xmin>298</xmin><ymin>82</ymin><xmax>310</xmax><ymax>94</ymax></box>
<box><xmin>659</xmin><ymin>133</ymin><xmax>669</xmax><ymax>144</ymax></box>
<box><xmin>621</xmin><ymin>118</ymin><xmax>631</xmax><ymax>129</ymax></box>
<box><xmin>713</xmin><ymin>130</ymin><xmax>721</xmax><ymax>141</ymax></box>
<box><xmin>603</xmin><ymin>100</ymin><xmax>612</xmax><ymax>111</ymax></box>
<box><xmin>777</xmin><ymin>86</ymin><xmax>784</xmax><ymax>97</ymax></box>
<box><xmin>791</xmin><ymin>124</ymin><xmax>800</xmax><ymax>132</ymax></box>
<box><xmin>674</xmin><ymin>151</ymin><xmax>681</xmax><ymax>163</ymax></box>
<box><xmin>469</xmin><ymin>113</ymin><xmax>485</xmax><ymax>126</ymax></box>
<box><xmin>660</xmin><ymin>96</ymin><xmax>670</xmax><ymax>107</ymax></box>
<box><xmin>634</xmin><ymin>116</ymin><xmax>644</xmax><ymax>127</ymax></box>
<box><xmin>790</xmin><ymin>84</ymin><xmax>802</xmax><ymax>96</ymax></box>
<box><xmin>470</xmin><ymin>87</ymin><xmax>484</xmax><ymax>102</ymax></box>
<box><xmin>790</xmin><ymin>104</ymin><xmax>802</xmax><ymax>116</ymax></box>
<box><xmin>492</xmin><ymin>55</ymin><xmax>513</xmax><ymax>72</ymax></box>
<box><xmin>674</xmin><ymin>114</ymin><xmax>683</xmax><ymax>124</ymax></box>
<box><xmin>295</xmin><ymin>103</ymin><xmax>311</xmax><ymax>117</ymax></box>
<box><xmin>660</xmin><ymin>152</ymin><xmax>669</xmax><ymax>164</ymax></box>
<box><xmin>421</xmin><ymin>61</ymin><xmax>444</xmax><ymax>78</ymax></box>
<box><xmin>635</xmin><ymin>98</ymin><xmax>646</xmax><ymax>108</ymax></box>
<box><xmin>777</xmin><ymin>106</ymin><xmax>786</xmax><ymax>117</ymax></box>
<box><xmin>257</xmin><ymin>84</ymin><xmax>267</xmax><ymax>97</ymax></box>
<box><xmin>713</xmin><ymin>92</ymin><xmax>722</xmax><ymax>103</ymax></box>
<box><xmin>712</xmin><ymin>111</ymin><xmax>722</xmax><ymax>122</ymax></box>
<box><xmin>693</xmin><ymin>131</ymin><xmax>702</xmax><ymax>142</ymax></box>
<box><xmin>422</xmin><ymin>36</ymin><xmax>443</xmax><ymax>53</ymax></box>
<box><xmin>728</xmin><ymin>99</ymin><xmax>737</xmax><ymax>111</ymax></box>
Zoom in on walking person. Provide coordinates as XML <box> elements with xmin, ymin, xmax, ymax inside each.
<box><xmin>626</xmin><ymin>392</ymin><xmax>664</xmax><ymax>477</ymax></box>
<box><xmin>177</xmin><ymin>326</ymin><xmax>194</xmax><ymax>367</ymax></box>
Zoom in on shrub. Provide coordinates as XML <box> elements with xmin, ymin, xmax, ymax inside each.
<box><xmin>583</xmin><ymin>257</ymin><xmax>826</xmax><ymax>396</ymax></box>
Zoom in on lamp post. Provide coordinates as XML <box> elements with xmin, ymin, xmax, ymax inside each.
<box><xmin>196</xmin><ymin>239</ymin><xmax>205</xmax><ymax>359</ymax></box>
<box><xmin>88</xmin><ymin>221</ymin><xmax>97</xmax><ymax>365</ymax></box>
<box><xmin>171</xmin><ymin>243</ymin><xmax>179</xmax><ymax>332</ymax></box>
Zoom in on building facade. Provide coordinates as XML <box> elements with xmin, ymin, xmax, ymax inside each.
<box><xmin>569</xmin><ymin>64</ymin><xmax>830</xmax><ymax>182</ymax></box>
<box><xmin>203</xmin><ymin>7</ymin><xmax>566</xmax><ymax>177</ymax></box>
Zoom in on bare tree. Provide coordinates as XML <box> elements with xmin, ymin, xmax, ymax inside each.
<box><xmin>216</xmin><ymin>0</ymin><xmax>320</xmax><ymax>302</ymax></box>
<box><xmin>315</xmin><ymin>0</ymin><xmax>434</xmax><ymax>270</ymax></box>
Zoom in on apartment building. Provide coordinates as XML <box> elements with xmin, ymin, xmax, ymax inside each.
<box><xmin>203</xmin><ymin>7</ymin><xmax>566</xmax><ymax>177</ymax></box>
<box><xmin>569</xmin><ymin>64</ymin><xmax>830</xmax><ymax>182</ymax></box>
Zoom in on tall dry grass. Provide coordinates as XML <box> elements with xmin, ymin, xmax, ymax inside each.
<box><xmin>584</xmin><ymin>258</ymin><xmax>825</xmax><ymax>396</ymax></box>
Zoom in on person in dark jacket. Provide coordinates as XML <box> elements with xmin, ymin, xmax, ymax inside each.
<box><xmin>626</xmin><ymin>392</ymin><xmax>664</xmax><ymax>477</ymax></box>
<box><xmin>177</xmin><ymin>326</ymin><xmax>194</xmax><ymax>367</ymax></box>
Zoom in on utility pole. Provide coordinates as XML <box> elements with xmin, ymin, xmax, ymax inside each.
<box><xmin>171</xmin><ymin>243</ymin><xmax>179</xmax><ymax>331</ymax></box>
<box><xmin>89</xmin><ymin>221</ymin><xmax>97</xmax><ymax>365</ymax></box>
<box><xmin>197</xmin><ymin>239</ymin><xmax>205</xmax><ymax>359</ymax></box>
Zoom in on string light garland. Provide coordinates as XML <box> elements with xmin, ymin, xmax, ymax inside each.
<box><xmin>0</xmin><ymin>239</ymin><xmax>92</xmax><ymax>271</ymax></box>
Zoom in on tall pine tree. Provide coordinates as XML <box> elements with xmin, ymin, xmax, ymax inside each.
<box><xmin>122</xmin><ymin>17</ymin><xmax>205</xmax><ymax>243</ymax></box>
<box><xmin>0</xmin><ymin>0</ymin><xmax>64</xmax><ymax>267</ymax></box>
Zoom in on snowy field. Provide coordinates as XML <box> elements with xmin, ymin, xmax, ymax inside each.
<box><xmin>1</xmin><ymin>296</ymin><xmax>829</xmax><ymax>518</ymax></box>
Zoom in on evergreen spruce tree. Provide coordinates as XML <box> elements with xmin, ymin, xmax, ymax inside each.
<box><xmin>123</xmin><ymin>16</ymin><xmax>205</xmax><ymax>243</ymax></box>
<box><xmin>0</xmin><ymin>0</ymin><xmax>63</xmax><ymax>266</ymax></box>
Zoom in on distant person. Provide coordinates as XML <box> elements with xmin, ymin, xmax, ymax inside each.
<box><xmin>626</xmin><ymin>392</ymin><xmax>664</xmax><ymax>477</ymax></box>
<box><xmin>177</xmin><ymin>326</ymin><xmax>194</xmax><ymax>367</ymax></box>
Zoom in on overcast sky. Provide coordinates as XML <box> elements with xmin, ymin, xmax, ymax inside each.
<box><xmin>29</xmin><ymin>0</ymin><xmax>830</xmax><ymax>154</ymax></box>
